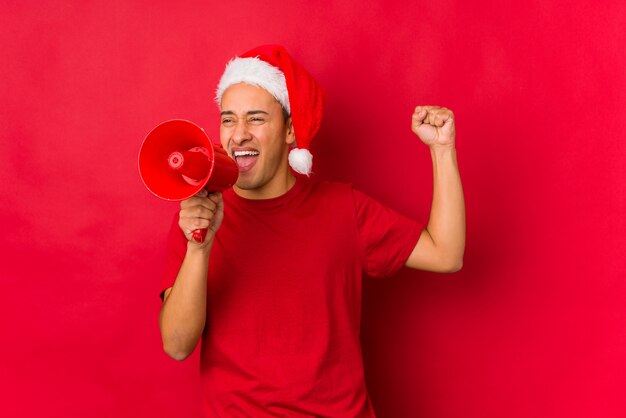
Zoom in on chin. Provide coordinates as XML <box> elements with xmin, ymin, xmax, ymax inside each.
<box><xmin>234</xmin><ymin>178</ymin><xmax>259</xmax><ymax>191</ymax></box>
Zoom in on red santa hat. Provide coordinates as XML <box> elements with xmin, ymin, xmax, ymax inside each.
<box><xmin>215</xmin><ymin>44</ymin><xmax>325</xmax><ymax>176</ymax></box>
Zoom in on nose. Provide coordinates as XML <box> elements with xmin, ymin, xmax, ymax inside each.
<box><xmin>232</xmin><ymin>120</ymin><xmax>251</xmax><ymax>145</ymax></box>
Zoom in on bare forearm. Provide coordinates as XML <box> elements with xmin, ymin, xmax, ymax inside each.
<box><xmin>159</xmin><ymin>243</ymin><xmax>210</xmax><ymax>360</ymax></box>
<box><xmin>406</xmin><ymin>106</ymin><xmax>465</xmax><ymax>272</ymax></box>
<box><xmin>426</xmin><ymin>145</ymin><xmax>465</xmax><ymax>269</ymax></box>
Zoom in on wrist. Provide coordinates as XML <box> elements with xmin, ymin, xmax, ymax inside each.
<box><xmin>430</xmin><ymin>143</ymin><xmax>457</xmax><ymax>158</ymax></box>
<box><xmin>186</xmin><ymin>239</ymin><xmax>213</xmax><ymax>256</ymax></box>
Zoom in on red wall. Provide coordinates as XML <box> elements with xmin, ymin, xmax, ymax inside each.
<box><xmin>1</xmin><ymin>1</ymin><xmax>625</xmax><ymax>417</ymax></box>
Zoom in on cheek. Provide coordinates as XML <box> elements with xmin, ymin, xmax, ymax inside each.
<box><xmin>219</xmin><ymin>128</ymin><xmax>229</xmax><ymax>148</ymax></box>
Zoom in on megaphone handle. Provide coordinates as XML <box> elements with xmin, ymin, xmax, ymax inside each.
<box><xmin>192</xmin><ymin>228</ymin><xmax>208</xmax><ymax>243</ymax></box>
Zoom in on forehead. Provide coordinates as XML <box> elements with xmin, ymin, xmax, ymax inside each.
<box><xmin>220</xmin><ymin>83</ymin><xmax>281</xmax><ymax>112</ymax></box>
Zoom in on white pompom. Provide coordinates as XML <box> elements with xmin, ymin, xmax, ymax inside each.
<box><xmin>288</xmin><ymin>148</ymin><xmax>313</xmax><ymax>176</ymax></box>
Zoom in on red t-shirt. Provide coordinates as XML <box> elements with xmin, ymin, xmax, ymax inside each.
<box><xmin>161</xmin><ymin>176</ymin><xmax>423</xmax><ymax>417</ymax></box>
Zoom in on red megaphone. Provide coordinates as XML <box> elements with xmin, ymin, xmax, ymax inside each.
<box><xmin>138</xmin><ymin>119</ymin><xmax>238</xmax><ymax>243</ymax></box>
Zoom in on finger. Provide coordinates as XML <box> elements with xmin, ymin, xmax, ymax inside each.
<box><xmin>417</xmin><ymin>107</ymin><xmax>436</xmax><ymax>125</ymax></box>
<box><xmin>423</xmin><ymin>108</ymin><xmax>450</xmax><ymax>127</ymax></box>
<box><xmin>215</xmin><ymin>193</ymin><xmax>224</xmax><ymax>211</ymax></box>
<box><xmin>210</xmin><ymin>193</ymin><xmax>223</xmax><ymax>212</ymax></box>
<box><xmin>435</xmin><ymin>109</ymin><xmax>454</xmax><ymax>127</ymax></box>
<box><xmin>205</xmin><ymin>200</ymin><xmax>217</xmax><ymax>213</ymax></box>
<box><xmin>179</xmin><ymin>212</ymin><xmax>214</xmax><ymax>236</ymax></box>
<box><xmin>181</xmin><ymin>212</ymin><xmax>211</xmax><ymax>227</ymax></box>
<box><xmin>412</xmin><ymin>109</ymin><xmax>429</xmax><ymax>128</ymax></box>
<box><xmin>415</xmin><ymin>105</ymin><xmax>438</xmax><ymax>112</ymax></box>
<box><xmin>208</xmin><ymin>192</ymin><xmax>222</xmax><ymax>205</ymax></box>
<box><xmin>181</xmin><ymin>195</ymin><xmax>212</xmax><ymax>210</ymax></box>
<box><xmin>433</xmin><ymin>111</ymin><xmax>447</xmax><ymax>127</ymax></box>
<box><xmin>412</xmin><ymin>110</ymin><xmax>426</xmax><ymax>124</ymax></box>
<box><xmin>187</xmin><ymin>217</ymin><xmax>210</xmax><ymax>231</ymax></box>
<box><xmin>180</xmin><ymin>218</ymin><xmax>210</xmax><ymax>238</ymax></box>
<box><xmin>424</xmin><ymin>111</ymin><xmax>436</xmax><ymax>126</ymax></box>
<box><xmin>196</xmin><ymin>189</ymin><xmax>208</xmax><ymax>197</ymax></box>
<box><xmin>181</xmin><ymin>205</ymin><xmax>214</xmax><ymax>219</ymax></box>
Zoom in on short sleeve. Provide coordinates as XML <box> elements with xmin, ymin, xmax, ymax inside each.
<box><xmin>351</xmin><ymin>187</ymin><xmax>423</xmax><ymax>278</ymax></box>
<box><xmin>159</xmin><ymin>213</ymin><xmax>187</xmax><ymax>300</ymax></box>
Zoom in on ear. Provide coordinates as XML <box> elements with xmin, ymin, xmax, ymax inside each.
<box><xmin>285</xmin><ymin>116</ymin><xmax>296</xmax><ymax>146</ymax></box>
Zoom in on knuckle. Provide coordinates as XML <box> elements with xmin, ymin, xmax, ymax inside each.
<box><xmin>181</xmin><ymin>197</ymin><xmax>199</xmax><ymax>208</ymax></box>
<box><xmin>195</xmin><ymin>219</ymin><xmax>209</xmax><ymax>229</ymax></box>
<box><xmin>194</xmin><ymin>206</ymin><xmax>209</xmax><ymax>217</ymax></box>
<box><xmin>178</xmin><ymin>220</ymin><xmax>191</xmax><ymax>232</ymax></box>
<box><xmin>184</xmin><ymin>206</ymin><xmax>199</xmax><ymax>217</ymax></box>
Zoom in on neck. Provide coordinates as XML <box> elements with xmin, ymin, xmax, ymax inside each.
<box><xmin>233</xmin><ymin>172</ymin><xmax>297</xmax><ymax>200</ymax></box>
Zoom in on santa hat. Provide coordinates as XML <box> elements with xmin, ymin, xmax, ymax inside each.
<box><xmin>215</xmin><ymin>45</ymin><xmax>325</xmax><ymax>176</ymax></box>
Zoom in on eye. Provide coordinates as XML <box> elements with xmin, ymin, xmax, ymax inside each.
<box><xmin>248</xmin><ymin>116</ymin><xmax>265</xmax><ymax>125</ymax></box>
<box><xmin>221</xmin><ymin>118</ymin><xmax>235</xmax><ymax>127</ymax></box>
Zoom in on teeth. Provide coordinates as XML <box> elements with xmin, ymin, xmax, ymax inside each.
<box><xmin>233</xmin><ymin>150</ymin><xmax>259</xmax><ymax>157</ymax></box>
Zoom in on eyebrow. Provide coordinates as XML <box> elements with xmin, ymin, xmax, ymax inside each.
<box><xmin>220</xmin><ymin>110</ymin><xmax>270</xmax><ymax>116</ymax></box>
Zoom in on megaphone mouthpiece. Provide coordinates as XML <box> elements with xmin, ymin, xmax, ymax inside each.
<box><xmin>167</xmin><ymin>147</ymin><xmax>210</xmax><ymax>182</ymax></box>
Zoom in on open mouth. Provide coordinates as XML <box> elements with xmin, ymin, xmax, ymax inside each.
<box><xmin>232</xmin><ymin>149</ymin><xmax>260</xmax><ymax>172</ymax></box>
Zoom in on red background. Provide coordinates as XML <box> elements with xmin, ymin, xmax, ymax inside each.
<box><xmin>1</xmin><ymin>1</ymin><xmax>625</xmax><ymax>417</ymax></box>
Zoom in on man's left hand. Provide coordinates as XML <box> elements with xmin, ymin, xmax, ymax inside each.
<box><xmin>412</xmin><ymin>106</ymin><xmax>456</xmax><ymax>149</ymax></box>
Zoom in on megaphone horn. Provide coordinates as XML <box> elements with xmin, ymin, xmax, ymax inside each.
<box><xmin>138</xmin><ymin>119</ymin><xmax>238</xmax><ymax>243</ymax></box>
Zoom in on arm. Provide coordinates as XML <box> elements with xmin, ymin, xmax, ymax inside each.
<box><xmin>405</xmin><ymin>106</ymin><xmax>465</xmax><ymax>273</ymax></box>
<box><xmin>158</xmin><ymin>191</ymin><xmax>224</xmax><ymax>360</ymax></box>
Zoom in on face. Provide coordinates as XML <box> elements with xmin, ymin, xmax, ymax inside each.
<box><xmin>219</xmin><ymin>83</ymin><xmax>295</xmax><ymax>199</ymax></box>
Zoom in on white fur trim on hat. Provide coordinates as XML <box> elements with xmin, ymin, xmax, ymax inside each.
<box><xmin>215</xmin><ymin>57</ymin><xmax>290</xmax><ymax>114</ymax></box>
<box><xmin>288</xmin><ymin>147</ymin><xmax>313</xmax><ymax>176</ymax></box>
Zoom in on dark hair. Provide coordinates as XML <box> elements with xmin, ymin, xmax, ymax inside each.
<box><xmin>281</xmin><ymin>106</ymin><xmax>290</xmax><ymax>121</ymax></box>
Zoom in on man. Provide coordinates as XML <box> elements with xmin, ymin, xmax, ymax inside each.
<box><xmin>158</xmin><ymin>45</ymin><xmax>465</xmax><ymax>417</ymax></box>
